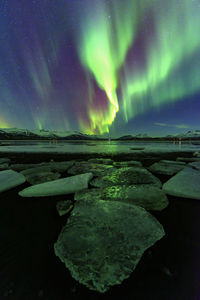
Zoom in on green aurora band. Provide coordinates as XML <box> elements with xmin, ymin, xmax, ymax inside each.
<box><xmin>77</xmin><ymin>0</ymin><xmax>142</xmax><ymax>133</ymax></box>
<box><xmin>77</xmin><ymin>0</ymin><xmax>200</xmax><ymax>134</ymax></box>
<box><xmin>122</xmin><ymin>0</ymin><xmax>200</xmax><ymax>120</ymax></box>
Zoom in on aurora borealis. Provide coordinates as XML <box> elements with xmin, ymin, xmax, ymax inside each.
<box><xmin>0</xmin><ymin>0</ymin><xmax>200</xmax><ymax>136</ymax></box>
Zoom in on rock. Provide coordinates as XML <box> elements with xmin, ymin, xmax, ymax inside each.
<box><xmin>0</xmin><ymin>163</ymin><xmax>9</xmax><ymax>170</ymax></box>
<box><xmin>54</xmin><ymin>200</ymin><xmax>165</xmax><ymax>293</ymax></box>
<box><xmin>56</xmin><ymin>200</ymin><xmax>73</xmax><ymax>216</ymax></box>
<box><xmin>19</xmin><ymin>173</ymin><xmax>93</xmax><ymax>197</ymax></box>
<box><xmin>90</xmin><ymin>167</ymin><xmax>161</xmax><ymax>188</ymax></box>
<box><xmin>0</xmin><ymin>170</ymin><xmax>26</xmax><ymax>193</ymax></box>
<box><xmin>113</xmin><ymin>161</ymin><xmax>142</xmax><ymax>167</ymax></box>
<box><xmin>88</xmin><ymin>158</ymin><xmax>113</xmax><ymax>165</ymax></box>
<box><xmin>20</xmin><ymin>165</ymin><xmax>61</xmax><ymax>184</ymax></box>
<box><xmin>10</xmin><ymin>161</ymin><xmax>74</xmax><ymax>173</ymax></box>
<box><xmin>10</xmin><ymin>163</ymin><xmax>41</xmax><ymax>171</ymax></box>
<box><xmin>21</xmin><ymin>166</ymin><xmax>52</xmax><ymax>176</ymax></box>
<box><xmin>163</xmin><ymin>168</ymin><xmax>200</xmax><ymax>199</ymax></box>
<box><xmin>26</xmin><ymin>171</ymin><xmax>61</xmax><ymax>185</ymax></box>
<box><xmin>148</xmin><ymin>161</ymin><xmax>186</xmax><ymax>176</ymax></box>
<box><xmin>176</xmin><ymin>157</ymin><xmax>200</xmax><ymax>163</ymax></box>
<box><xmin>43</xmin><ymin>161</ymin><xmax>74</xmax><ymax>173</ymax></box>
<box><xmin>160</xmin><ymin>160</ymin><xmax>186</xmax><ymax>165</ymax></box>
<box><xmin>130</xmin><ymin>147</ymin><xmax>145</xmax><ymax>150</ymax></box>
<box><xmin>162</xmin><ymin>266</ymin><xmax>173</xmax><ymax>277</ymax></box>
<box><xmin>0</xmin><ymin>157</ymin><xmax>10</xmax><ymax>164</ymax></box>
<box><xmin>75</xmin><ymin>185</ymin><xmax>168</xmax><ymax>211</ymax></box>
<box><xmin>193</xmin><ymin>151</ymin><xmax>200</xmax><ymax>158</ymax></box>
<box><xmin>188</xmin><ymin>162</ymin><xmax>200</xmax><ymax>171</ymax></box>
<box><xmin>68</xmin><ymin>162</ymin><xmax>115</xmax><ymax>177</ymax></box>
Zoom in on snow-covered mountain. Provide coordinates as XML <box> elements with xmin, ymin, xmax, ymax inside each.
<box><xmin>175</xmin><ymin>130</ymin><xmax>200</xmax><ymax>138</ymax></box>
<box><xmin>0</xmin><ymin>128</ymin><xmax>30</xmax><ymax>135</ymax></box>
<box><xmin>1</xmin><ymin>128</ymin><xmax>200</xmax><ymax>140</ymax></box>
<box><xmin>116</xmin><ymin>135</ymin><xmax>135</xmax><ymax>140</ymax></box>
<box><xmin>135</xmin><ymin>133</ymin><xmax>149</xmax><ymax>138</ymax></box>
<box><xmin>30</xmin><ymin>129</ymin><xmax>88</xmax><ymax>138</ymax></box>
<box><xmin>117</xmin><ymin>133</ymin><xmax>150</xmax><ymax>140</ymax></box>
<box><xmin>117</xmin><ymin>130</ymin><xmax>200</xmax><ymax>140</ymax></box>
<box><xmin>0</xmin><ymin>128</ymin><xmax>99</xmax><ymax>140</ymax></box>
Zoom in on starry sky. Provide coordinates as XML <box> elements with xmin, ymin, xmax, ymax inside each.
<box><xmin>0</xmin><ymin>0</ymin><xmax>200</xmax><ymax>137</ymax></box>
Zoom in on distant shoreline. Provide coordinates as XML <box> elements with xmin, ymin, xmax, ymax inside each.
<box><xmin>0</xmin><ymin>137</ymin><xmax>200</xmax><ymax>142</ymax></box>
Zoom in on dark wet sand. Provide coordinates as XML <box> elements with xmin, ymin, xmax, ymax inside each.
<box><xmin>0</xmin><ymin>158</ymin><xmax>200</xmax><ymax>300</ymax></box>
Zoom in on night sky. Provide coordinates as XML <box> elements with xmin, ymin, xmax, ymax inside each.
<box><xmin>0</xmin><ymin>0</ymin><xmax>200</xmax><ymax>136</ymax></box>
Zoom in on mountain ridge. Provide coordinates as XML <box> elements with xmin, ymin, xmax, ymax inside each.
<box><xmin>0</xmin><ymin>128</ymin><xmax>105</xmax><ymax>140</ymax></box>
<box><xmin>0</xmin><ymin>128</ymin><xmax>200</xmax><ymax>140</ymax></box>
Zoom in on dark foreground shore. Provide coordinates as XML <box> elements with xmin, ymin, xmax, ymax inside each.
<box><xmin>0</xmin><ymin>153</ymin><xmax>200</xmax><ymax>300</ymax></box>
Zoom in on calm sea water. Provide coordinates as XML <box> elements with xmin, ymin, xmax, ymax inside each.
<box><xmin>0</xmin><ymin>140</ymin><xmax>199</xmax><ymax>154</ymax></box>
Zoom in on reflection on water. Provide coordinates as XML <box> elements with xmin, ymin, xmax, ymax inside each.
<box><xmin>0</xmin><ymin>139</ymin><xmax>199</xmax><ymax>154</ymax></box>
